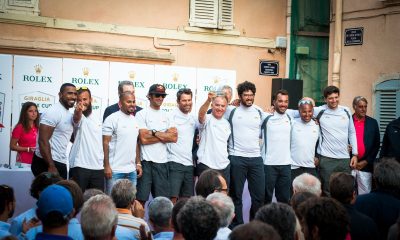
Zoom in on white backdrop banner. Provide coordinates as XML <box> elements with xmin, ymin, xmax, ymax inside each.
<box><xmin>109</xmin><ymin>62</ymin><xmax>154</xmax><ymax>109</ymax></box>
<box><xmin>63</xmin><ymin>58</ymin><xmax>109</xmax><ymax>121</ymax></box>
<box><xmin>154</xmin><ymin>65</ymin><xmax>197</xmax><ymax>112</ymax></box>
<box><xmin>195</xmin><ymin>68</ymin><xmax>236</xmax><ymax>114</ymax></box>
<box><xmin>0</xmin><ymin>54</ymin><xmax>13</xmax><ymax>166</ymax></box>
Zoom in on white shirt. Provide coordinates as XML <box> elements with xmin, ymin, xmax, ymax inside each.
<box><xmin>167</xmin><ymin>109</ymin><xmax>198</xmax><ymax>166</ymax></box>
<box><xmin>291</xmin><ymin>118</ymin><xmax>319</xmax><ymax>168</ymax></box>
<box><xmin>69</xmin><ymin>114</ymin><xmax>103</xmax><ymax>170</ymax></box>
<box><xmin>198</xmin><ymin>114</ymin><xmax>231</xmax><ymax>170</ymax></box>
<box><xmin>226</xmin><ymin>105</ymin><xmax>265</xmax><ymax>157</ymax></box>
<box><xmin>102</xmin><ymin>111</ymin><xmax>139</xmax><ymax>173</ymax></box>
<box><xmin>214</xmin><ymin>227</ymin><xmax>231</xmax><ymax>240</ymax></box>
<box><xmin>35</xmin><ymin>102</ymin><xmax>74</xmax><ymax>164</ymax></box>
<box><xmin>261</xmin><ymin>112</ymin><xmax>292</xmax><ymax>165</ymax></box>
<box><xmin>136</xmin><ymin>108</ymin><xmax>174</xmax><ymax>164</ymax></box>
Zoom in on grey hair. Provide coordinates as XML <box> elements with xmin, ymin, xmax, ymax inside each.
<box><xmin>118</xmin><ymin>80</ymin><xmax>134</xmax><ymax>96</ymax></box>
<box><xmin>374</xmin><ymin>158</ymin><xmax>400</xmax><ymax>193</ymax></box>
<box><xmin>83</xmin><ymin>188</ymin><xmax>104</xmax><ymax>203</ymax></box>
<box><xmin>206</xmin><ymin>192</ymin><xmax>235</xmax><ymax>227</ymax></box>
<box><xmin>111</xmin><ymin>179</ymin><xmax>137</xmax><ymax>208</ymax></box>
<box><xmin>217</xmin><ymin>85</ymin><xmax>232</xmax><ymax>94</ymax></box>
<box><xmin>352</xmin><ymin>96</ymin><xmax>368</xmax><ymax>108</ymax></box>
<box><xmin>292</xmin><ymin>173</ymin><xmax>322</xmax><ymax>196</ymax></box>
<box><xmin>80</xmin><ymin>194</ymin><xmax>118</xmax><ymax>239</ymax></box>
<box><xmin>148</xmin><ymin>196</ymin><xmax>173</xmax><ymax>228</ymax></box>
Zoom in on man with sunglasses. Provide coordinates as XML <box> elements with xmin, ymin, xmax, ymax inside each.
<box><xmin>136</xmin><ymin>84</ymin><xmax>177</xmax><ymax>206</ymax></box>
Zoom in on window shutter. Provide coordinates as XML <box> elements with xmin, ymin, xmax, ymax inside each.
<box><xmin>189</xmin><ymin>0</ymin><xmax>218</xmax><ymax>28</ymax></box>
<box><xmin>218</xmin><ymin>0</ymin><xmax>234</xmax><ymax>30</ymax></box>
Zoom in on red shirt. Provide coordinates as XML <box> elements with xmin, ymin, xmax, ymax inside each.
<box><xmin>353</xmin><ymin>117</ymin><xmax>366</xmax><ymax>159</ymax></box>
<box><xmin>11</xmin><ymin>124</ymin><xmax>38</xmax><ymax>164</ymax></box>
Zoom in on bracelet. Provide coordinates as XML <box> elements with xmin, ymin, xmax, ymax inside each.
<box><xmin>136</xmin><ymin>163</ymin><xmax>142</xmax><ymax>167</ymax></box>
<box><xmin>27</xmin><ymin>147</ymin><xmax>30</xmax><ymax>152</ymax></box>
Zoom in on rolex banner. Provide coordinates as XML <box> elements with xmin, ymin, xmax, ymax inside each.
<box><xmin>0</xmin><ymin>55</ymin><xmax>13</xmax><ymax>166</ymax></box>
<box><xmin>154</xmin><ymin>65</ymin><xmax>197</xmax><ymax>112</ymax></box>
<box><xmin>63</xmin><ymin>58</ymin><xmax>109</xmax><ymax>121</ymax></box>
<box><xmin>109</xmin><ymin>62</ymin><xmax>154</xmax><ymax>109</ymax></box>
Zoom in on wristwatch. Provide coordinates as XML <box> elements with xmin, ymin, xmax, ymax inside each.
<box><xmin>152</xmin><ymin>129</ymin><xmax>157</xmax><ymax>136</ymax></box>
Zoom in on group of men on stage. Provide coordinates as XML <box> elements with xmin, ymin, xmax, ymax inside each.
<box><xmin>30</xmin><ymin>79</ymin><xmax>398</xmax><ymax>227</ymax></box>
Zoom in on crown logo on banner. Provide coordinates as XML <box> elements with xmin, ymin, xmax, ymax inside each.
<box><xmin>34</xmin><ymin>64</ymin><xmax>43</xmax><ymax>75</ymax></box>
<box><xmin>172</xmin><ymin>73</ymin><xmax>179</xmax><ymax>82</ymax></box>
<box><xmin>128</xmin><ymin>71</ymin><xmax>136</xmax><ymax>80</ymax></box>
<box><xmin>83</xmin><ymin>67</ymin><xmax>89</xmax><ymax>77</ymax></box>
<box><xmin>214</xmin><ymin>76</ymin><xmax>221</xmax><ymax>84</ymax></box>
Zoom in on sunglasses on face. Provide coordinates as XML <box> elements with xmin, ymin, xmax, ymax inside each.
<box><xmin>153</xmin><ymin>94</ymin><xmax>166</xmax><ymax>98</ymax></box>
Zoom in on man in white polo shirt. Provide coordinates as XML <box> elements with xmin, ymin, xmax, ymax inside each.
<box><xmin>69</xmin><ymin>87</ymin><xmax>104</xmax><ymax>192</ymax></box>
<box><xmin>136</xmin><ymin>84</ymin><xmax>177</xmax><ymax>206</ymax></box>
<box><xmin>197</xmin><ymin>92</ymin><xmax>231</xmax><ymax>183</ymax></box>
<box><xmin>167</xmin><ymin>88</ymin><xmax>197</xmax><ymax>204</ymax></box>
<box><xmin>32</xmin><ymin>83</ymin><xmax>77</xmax><ymax>179</ymax></box>
<box><xmin>103</xmin><ymin>92</ymin><xmax>141</xmax><ymax>194</ymax></box>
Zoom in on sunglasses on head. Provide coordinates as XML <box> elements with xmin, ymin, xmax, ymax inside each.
<box><xmin>76</xmin><ymin>86</ymin><xmax>88</xmax><ymax>91</ymax></box>
<box><xmin>298</xmin><ymin>99</ymin><xmax>313</xmax><ymax>106</ymax></box>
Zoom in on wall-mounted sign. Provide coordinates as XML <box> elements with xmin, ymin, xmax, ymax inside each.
<box><xmin>259</xmin><ymin>60</ymin><xmax>279</xmax><ymax>76</ymax></box>
<box><xmin>344</xmin><ymin>27</ymin><xmax>364</xmax><ymax>46</ymax></box>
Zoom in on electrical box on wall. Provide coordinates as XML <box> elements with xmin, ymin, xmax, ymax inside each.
<box><xmin>275</xmin><ymin>36</ymin><xmax>287</xmax><ymax>48</ymax></box>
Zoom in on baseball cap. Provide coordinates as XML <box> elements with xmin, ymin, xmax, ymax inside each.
<box><xmin>148</xmin><ymin>84</ymin><xmax>167</xmax><ymax>96</ymax></box>
<box><xmin>37</xmin><ymin>185</ymin><xmax>73</xmax><ymax>219</ymax></box>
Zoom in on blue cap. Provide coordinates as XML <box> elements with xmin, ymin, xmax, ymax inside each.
<box><xmin>37</xmin><ymin>185</ymin><xmax>73</xmax><ymax>219</ymax></box>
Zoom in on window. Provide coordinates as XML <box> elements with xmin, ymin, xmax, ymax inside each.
<box><xmin>189</xmin><ymin>0</ymin><xmax>234</xmax><ymax>30</ymax></box>
<box><xmin>0</xmin><ymin>0</ymin><xmax>40</xmax><ymax>15</ymax></box>
<box><xmin>375</xmin><ymin>79</ymin><xmax>400</xmax><ymax>140</ymax></box>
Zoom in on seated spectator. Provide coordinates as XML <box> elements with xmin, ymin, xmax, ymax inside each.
<box><xmin>255</xmin><ymin>203</ymin><xmax>297</xmax><ymax>240</ymax></box>
<box><xmin>196</xmin><ymin>169</ymin><xmax>228</xmax><ymax>198</ymax></box>
<box><xmin>34</xmin><ymin>185</ymin><xmax>75</xmax><ymax>240</ymax></box>
<box><xmin>82</xmin><ymin>188</ymin><xmax>104</xmax><ymax>203</ymax></box>
<box><xmin>111</xmin><ymin>179</ymin><xmax>149</xmax><ymax>234</ymax></box>
<box><xmin>206</xmin><ymin>192</ymin><xmax>234</xmax><ymax>240</ymax></box>
<box><xmin>171</xmin><ymin>198</ymin><xmax>188</xmax><ymax>240</ymax></box>
<box><xmin>354</xmin><ymin>158</ymin><xmax>400</xmax><ymax>239</ymax></box>
<box><xmin>177</xmin><ymin>196</ymin><xmax>220</xmax><ymax>240</ymax></box>
<box><xmin>148</xmin><ymin>197</ymin><xmax>174</xmax><ymax>239</ymax></box>
<box><xmin>26</xmin><ymin>180</ymin><xmax>85</xmax><ymax>240</ymax></box>
<box><xmin>0</xmin><ymin>185</ymin><xmax>15</xmax><ymax>238</ymax></box>
<box><xmin>9</xmin><ymin>172</ymin><xmax>62</xmax><ymax>236</ymax></box>
<box><xmin>229</xmin><ymin>220</ymin><xmax>281</xmax><ymax>240</ymax></box>
<box><xmin>297</xmin><ymin>197</ymin><xmax>349</xmax><ymax>240</ymax></box>
<box><xmin>290</xmin><ymin>191</ymin><xmax>317</xmax><ymax>215</ymax></box>
<box><xmin>292</xmin><ymin>173</ymin><xmax>321</xmax><ymax>196</ymax></box>
<box><xmin>330</xmin><ymin>172</ymin><xmax>379</xmax><ymax>240</ymax></box>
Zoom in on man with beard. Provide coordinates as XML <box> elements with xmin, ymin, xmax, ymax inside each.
<box><xmin>167</xmin><ymin>88</ymin><xmax>197</xmax><ymax>203</ymax></box>
<box><xmin>136</xmin><ymin>84</ymin><xmax>177</xmax><ymax>206</ymax></box>
<box><xmin>69</xmin><ymin>87</ymin><xmax>105</xmax><ymax>192</ymax></box>
<box><xmin>32</xmin><ymin>83</ymin><xmax>77</xmax><ymax>179</ymax></box>
<box><xmin>261</xmin><ymin>89</ymin><xmax>293</xmax><ymax>204</ymax></box>
<box><xmin>103</xmin><ymin>92</ymin><xmax>142</xmax><ymax>194</ymax></box>
<box><xmin>226</xmin><ymin>81</ymin><xmax>266</xmax><ymax>227</ymax></box>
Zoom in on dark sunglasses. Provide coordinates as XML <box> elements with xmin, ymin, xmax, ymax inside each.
<box><xmin>153</xmin><ymin>94</ymin><xmax>166</xmax><ymax>98</ymax></box>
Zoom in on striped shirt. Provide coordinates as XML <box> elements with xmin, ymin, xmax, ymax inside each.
<box><xmin>117</xmin><ymin>208</ymin><xmax>150</xmax><ymax>233</ymax></box>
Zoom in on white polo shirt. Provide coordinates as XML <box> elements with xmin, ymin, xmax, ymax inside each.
<box><xmin>35</xmin><ymin>102</ymin><xmax>74</xmax><ymax>164</ymax></box>
<box><xmin>102</xmin><ymin>111</ymin><xmax>139</xmax><ymax>173</ymax></box>
<box><xmin>261</xmin><ymin>112</ymin><xmax>292</xmax><ymax>165</ymax></box>
<box><xmin>198</xmin><ymin>114</ymin><xmax>231</xmax><ymax>170</ymax></box>
<box><xmin>167</xmin><ymin>108</ymin><xmax>198</xmax><ymax>166</ymax></box>
<box><xmin>69</xmin><ymin>114</ymin><xmax>103</xmax><ymax>170</ymax></box>
<box><xmin>291</xmin><ymin>118</ymin><xmax>319</xmax><ymax>169</ymax></box>
<box><xmin>136</xmin><ymin>108</ymin><xmax>174</xmax><ymax>164</ymax></box>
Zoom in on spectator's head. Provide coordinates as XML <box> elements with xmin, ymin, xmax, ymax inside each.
<box><xmin>148</xmin><ymin>197</ymin><xmax>174</xmax><ymax>233</ymax></box>
<box><xmin>30</xmin><ymin>172</ymin><xmax>62</xmax><ymax>200</ymax></box>
<box><xmin>83</xmin><ymin>188</ymin><xmax>104</xmax><ymax>203</ymax></box>
<box><xmin>56</xmin><ymin>180</ymin><xmax>84</xmax><ymax>216</ymax></box>
<box><xmin>374</xmin><ymin>158</ymin><xmax>400</xmax><ymax>196</ymax></box>
<box><xmin>217</xmin><ymin>85</ymin><xmax>233</xmax><ymax>103</ymax></box>
<box><xmin>18</xmin><ymin>101</ymin><xmax>39</xmax><ymax>131</ymax></box>
<box><xmin>196</xmin><ymin>169</ymin><xmax>228</xmax><ymax>198</ymax></box>
<box><xmin>323</xmin><ymin>86</ymin><xmax>340</xmax><ymax>109</ymax></box>
<box><xmin>118</xmin><ymin>80</ymin><xmax>135</xmax><ymax>96</ymax></box>
<box><xmin>81</xmin><ymin>194</ymin><xmax>118</xmax><ymax>240</ymax></box>
<box><xmin>255</xmin><ymin>203</ymin><xmax>297</xmax><ymax>240</ymax></box>
<box><xmin>176</xmin><ymin>88</ymin><xmax>193</xmax><ymax>114</ymax></box>
<box><xmin>329</xmin><ymin>172</ymin><xmax>356</xmax><ymax>204</ymax></box>
<box><xmin>290</xmin><ymin>191</ymin><xmax>318</xmax><ymax>216</ymax></box>
<box><xmin>171</xmin><ymin>198</ymin><xmax>188</xmax><ymax>234</ymax></box>
<box><xmin>177</xmin><ymin>196</ymin><xmax>220</xmax><ymax>240</ymax></box>
<box><xmin>229</xmin><ymin>220</ymin><xmax>281</xmax><ymax>240</ymax></box>
<box><xmin>36</xmin><ymin>185</ymin><xmax>74</xmax><ymax>230</ymax></box>
<box><xmin>292</xmin><ymin>173</ymin><xmax>322</xmax><ymax>196</ymax></box>
<box><xmin>206</xmin><ymin>192</ymin><xmax>235</xmax><ymax>228</ymax></box>
<box><xmin>273</xmin><ymin>89</ymin><xmax>289</xmax><ymax>114</ymax></box>
<box><xmin>237</xmin><ymin>81</ymin><xmax>256</xmax><ymax>107</ymax></box>
<box><xmin>297</xmin><ymin>197</ymin><xmax>349</xmax><ymax>240</ymax></box>
<box><xmin>0</xmin><ymin>185</ymin><xmax>15</xmax><ymax>221</ymax></box>
<box><xmin>111</xmin><ymin>179</ymin><xmax>137</xmax><ymax>210</ymax></box>
<box><xmin>352</xmin><ymin>96</ymin><xmax>368</xmax><ymax>119</ymax></box>
<box><xmin>59</xmin><ymin>83</ymin><xmax>77</xmax><ymax>109</ymax></box>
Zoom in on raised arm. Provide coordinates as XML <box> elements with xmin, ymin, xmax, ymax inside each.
<box><xmin>199</xmin><ymin>92</ymin><xmax>216</xmax><ymax>124</ymax></box>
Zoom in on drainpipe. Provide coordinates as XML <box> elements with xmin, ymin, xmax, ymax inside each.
<box><xmin>285</xmin><ymin>0</ymin><xmax>291</xmax><ymax>78</ymax></box>
<box><xmin>332</xmin><ymin>0</ymin><xmax>343</xmax><ymax>88</ymax></box>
